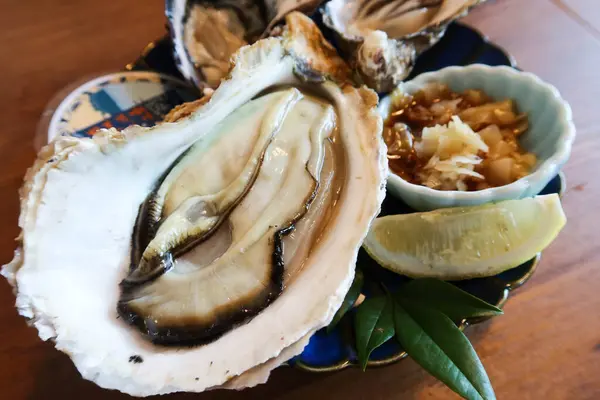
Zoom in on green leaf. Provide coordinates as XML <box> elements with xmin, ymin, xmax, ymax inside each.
<box><xmin>399</xmin><ymin>278</ymin><xmax>503</xmax><ymax>321</ymax></box>
<box><xmin>354</xmin><ymin>296</ymin><xmax>395</xmax><ymax>370</ymax></box>
<box><xmin>394</xmin><ymin>300</ymin><xmax>496</xmax><ymax>400</ymax></box>
<box><xmin>327</xmin><ymin>269</ymin><xmax>364</xmax><ymax>333</ymax></box>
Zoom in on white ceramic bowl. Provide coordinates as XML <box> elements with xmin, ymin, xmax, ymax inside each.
<box><xmin>378</xmin><ymin>64</ymin><xmax>575</xmax><ymax>211</ymax></box>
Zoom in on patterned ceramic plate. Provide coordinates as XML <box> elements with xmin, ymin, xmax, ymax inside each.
<box><xmin>36</xmin><ymin>71</ymin><xmax>199</xmax><ymax>152</ymax></box>
<box><xmin>128</xmin><ymin>22</ymin><xmax>566</xmax><ymax>372</ymax></box>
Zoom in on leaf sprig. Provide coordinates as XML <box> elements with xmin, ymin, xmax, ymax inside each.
<box><xmin>344</xmin><ymin>276</ymin><xmax>502</xmax><ymax>400</ymax></box>
<box><xmin>327</xmin><ymin>269</ymin><xmax>364</xmax><ymax>333</ymax></box>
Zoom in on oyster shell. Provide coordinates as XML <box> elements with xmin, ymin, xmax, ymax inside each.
<box><xmin>167</xmin><ymin>0</ymin><xmax>324</xmax><ymax>88</ymax></box>
<box><xmin>322</xmin><ymin>0</ymin><xmax>485</xmax><ymax>92</ymax></box>
<box><xmin>2</xmin><ymin>13</ymin><xmax>386</xmax><ymax>396</ymax></box>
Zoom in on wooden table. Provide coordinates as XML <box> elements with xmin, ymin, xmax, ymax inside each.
<box><xmin>0</xmin><ymin>0</ymin><xmax>598</xmax><ymax>399</ymax></box>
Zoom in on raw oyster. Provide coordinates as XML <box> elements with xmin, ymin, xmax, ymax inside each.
<box><xmin>2</xmin><ymin>13</ymin><xmax>386</xmax><ymax>396</ymax></box>
<box><xmin>167</xmin><ymin>0</ymin><xmax>324</xmax><ymax>88</ymax></box>
<box><xmin>322</xmin><ymin>0</ymin><xmax>485</xmax><ymax>92</ymax></box>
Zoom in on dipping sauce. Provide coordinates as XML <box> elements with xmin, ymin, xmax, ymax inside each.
<box><xmin>384</xmin><ymin>83</ymin><xmax>537</xmax><ymax>191</ymax></box>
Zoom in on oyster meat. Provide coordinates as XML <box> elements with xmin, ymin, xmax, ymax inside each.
<box><xmin>167</xmin><ymin>0</ymin><xmax>324</xmax><ymax>88</ymax></box>
<box><xmin>2</xmin><ymin>13</ymin><xmax>386</xmax><ymax>396</ymax></box>
<box><xmin>121</xmin><ymin>87</ymin><xmax>340</xmax><ymax>345</ymax></box>
<box><xmin>322</xmin><ymin>0</ymin><xmax>485</xmax><ymax>92</ymax></box>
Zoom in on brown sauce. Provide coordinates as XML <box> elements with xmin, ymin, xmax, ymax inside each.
<box><xmin>384</xmin><ymin>83</ymin><xmax>536</xmax><ymax>191</ymax></box>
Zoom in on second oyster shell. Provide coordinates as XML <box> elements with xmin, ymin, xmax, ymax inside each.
<box><xmin>322</xmin><ymin>0</ymin><xmax>485</xmax><ymax>92</ymax></box>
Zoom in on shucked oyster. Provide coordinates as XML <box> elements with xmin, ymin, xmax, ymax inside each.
<box><xmin>322</xmin><ymin>0</ymin><xmax>485</xmax><ymax>92</ymax></box>
<box><xmin>167</xmin><ymin>0</ymin><xmax>324</xmax><ymax>88</ymax></box>
<box><xmin>2</xmin><ymin>13</ymin><xmax>386</xmax><ymax>396</ymax></box>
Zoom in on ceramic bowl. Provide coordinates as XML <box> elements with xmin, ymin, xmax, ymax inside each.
<box><xmin>378</xmin><ymin>64</ymin><xmax>575</xmax><ymax>211</ymax></box>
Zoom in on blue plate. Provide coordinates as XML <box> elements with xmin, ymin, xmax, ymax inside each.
<box><xmin>129</xmin><ymin>21</ymin><xmax>565</xmax><ymax>372</ymax></box>
<box><xmin>289</xmin><ymin>172</ymin><xmax>564</xmax><ymax>372</ymax></box>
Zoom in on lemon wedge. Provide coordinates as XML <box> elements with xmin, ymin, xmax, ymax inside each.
<box><xmin>363</xmin><ymin>194</ymin><xmax>566</xmax><ymax>280</ymax></box>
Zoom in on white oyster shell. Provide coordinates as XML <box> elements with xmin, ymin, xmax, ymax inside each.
<box><xmin>322</xmin><ymin>0</ymin><xmax>485</xmax><ymax>92</ymax></box>
<box><xmin>2</xmin><ymin>13</ymin><xmax>387</xmax><ymax>397</ymax></box>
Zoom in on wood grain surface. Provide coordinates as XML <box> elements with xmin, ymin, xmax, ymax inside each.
<box><xmin>0</xmin><ymin>0</ymin><xmax>598</xmax><ymax>399</ymax></box>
